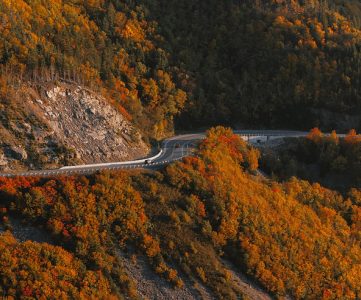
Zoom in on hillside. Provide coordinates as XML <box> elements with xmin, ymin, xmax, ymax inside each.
<box><xmin>1</xmin><ymin>0</ymin><xmax>361</xmax><ymax>140</ymax></box>
<box><xmin>0</xmin><ymin>0</ymin><xmax>187</xmax><ymax>139</ymax></box>
<box><xmin>0</xmin><ymin>1</ymin><xmax>361</xmax><ymax>299</ymax></box>
<box><xmin>0</xmin><ymin>81</ymin><xmax>148</xmax><ymax>171</ymax></box>
<box><xmin>149</xmin><ymin>0</ymin><xmax>361</xmax><ymax>130</ymax></box>
<box><xmin>0</xmin><ymin>127</ymin><xmax>360</xmax><ymax>299</ymax></box>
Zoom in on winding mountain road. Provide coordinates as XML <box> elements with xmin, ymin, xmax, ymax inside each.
<box><xmin>0</xmin><ymin>130</ymin><xmax>308</xmax><ymax>178</ymax></box>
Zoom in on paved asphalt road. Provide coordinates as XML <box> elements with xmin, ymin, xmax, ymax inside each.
<box><xmin>0</xmin><ymin>130</ymin><xmax>309</xmax><ymax>178</ymax></box>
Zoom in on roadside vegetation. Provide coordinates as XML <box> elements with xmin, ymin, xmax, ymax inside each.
<box><xmin>261</xmin><ymin>128</ymin><xmax>361</xmax><ymax>191</ymax></box>
<box><xmin>0</xmin><ymin>127</ymin><xmax>360</xmax><ymax>299</ymax></box>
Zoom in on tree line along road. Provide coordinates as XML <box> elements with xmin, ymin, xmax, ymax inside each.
<box><xmin>0</xmin><ymin>130</ymin><xmax>311</xmax><ymax>178</ymax></box>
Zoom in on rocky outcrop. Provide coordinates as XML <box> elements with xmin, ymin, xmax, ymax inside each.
<box><xmin>38</xmin><ymin>84</ymin><xmax>148</xmax><ymax>164</ymax></box>
<box><xmin>0</xmin><ymin>82</ymin><xmax>149</xmax><ymax>171</ymax></box>
<box><xmin>6</xmin><ymin>146</ymin><xmax>28</xmax><ymax>161</ymax></box>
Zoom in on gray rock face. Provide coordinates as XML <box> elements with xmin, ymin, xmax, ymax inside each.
<box><xmin>0</xmin><ymin>82</ymin><xmax>149</xmax><ymax>171</ymax></box>
<box><xmin>40</xmin><ymin>84</ymin><xmax>148</xmax><ymax>164</ymax></box>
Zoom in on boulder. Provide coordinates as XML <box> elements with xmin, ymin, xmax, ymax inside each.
<box><xmin>8</xmin><ymin>146</ymin><xmax>28</xmax><ymax>161</ymax></box>
<box><xmin>0</xmin><ymin>153</ymin><xmax>7</xmax><ymax>166</ymax></box>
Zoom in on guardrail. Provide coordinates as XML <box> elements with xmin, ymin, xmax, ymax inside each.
<box><xmin>59</xmin><ymin>149</ymin><xmax>163</xmax><ymax>170</ymax></box>
<box><xmin>0</xmin><ymin>130</ymin><xmax>344</xmax><ymax>178</ymax></box>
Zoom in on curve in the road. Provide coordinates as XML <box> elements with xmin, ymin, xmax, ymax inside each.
<box><xmin>0</xmin><ymin>130</ymin><xmax>309</xmax><ymax>178</ymax></box>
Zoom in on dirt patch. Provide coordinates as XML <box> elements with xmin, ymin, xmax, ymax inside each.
<box><xmin>220</xmin><ymin>259</ymin><xmax>273</xmax><ymax>300</ymax></box>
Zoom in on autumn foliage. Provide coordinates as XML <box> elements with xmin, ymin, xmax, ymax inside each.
<box><xmin>0</xmin><ymin>232</ymin><xmax>115</xmax><ymax>299</ymax></box>
<box><xmin>0</xmin><ymin>172</ymin><xmax>182</xmax><ymax>298</ymax></box>
<box><xmin>0</xmin><ymin>127</ymin><xmax>360</xmax><ymax>299</ymax></box>
<box><xmin>0</xmin><ymin>0</ymin><xmax>187</xmax><ymax>138</ymax></box>
<box><xmin>163</xmin><ymin>127</ymin><xmax>361</xmax><ymax>299</ymax></box>
<box><xmin>150</xmin><ymin>0</ymin><xmax>361</xmax><ymax>130</ymax></box>
<box><xmin>1</xmin><ymin>0</ymin><xmax>361</xmax><ymax>138</ymax></box>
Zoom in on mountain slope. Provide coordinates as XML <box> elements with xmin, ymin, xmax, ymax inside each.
<box><xmin>0</xmin><ymin>127</ymin><xmax>360</xmax><ymax>299</ymax></box>
<box><xmin>0</xmin><ymin>0</ymin><xmax>187</xmax><ymax>139</ymax></box>
<box><xmin>147</xmin><ymin>0</ymin><xmax>361</xmax><ymax>130</ymax></box>
<box><xmin>1</xmin><ymin>0</ymin><xmax>361</xmax><ymax>139</ymax></box>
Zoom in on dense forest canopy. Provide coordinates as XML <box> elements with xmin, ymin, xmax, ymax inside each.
<box><xmin>0</xmin><ymin>232</ymin><xmax>116</xmax><ymax>299</ymax></box>
<box><xmin>1</xmin><ymin>0</ymin><xmax>361</xmax><ymax>138</ymax></box>
<box><xmin>150</xmin><ymin>0</ymin><xmax>361</xmax><ymax>129</ymax></box>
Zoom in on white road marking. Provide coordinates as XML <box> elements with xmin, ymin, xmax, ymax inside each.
<box><xmin>0</xmin><ymin>130</ymin><xmax>314</xmax><ymax>178</ymax></box>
